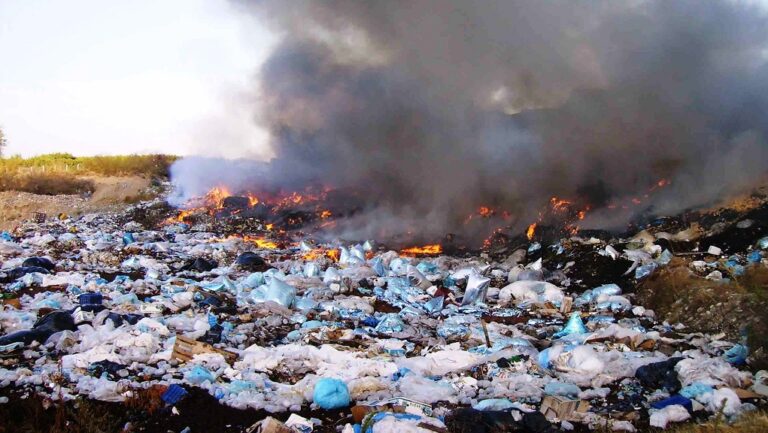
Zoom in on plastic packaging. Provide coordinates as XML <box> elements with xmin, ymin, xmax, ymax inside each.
<box><xmin>461</xmin><ymin>271</ymin><xmax>491</xmax><ymax>306</ymax></box>
<box><xmin>649</xmin><ymin>405</ymin><xmax>690</xmax><ymax>429</ymax></box>
<box><xmin>650</xmin><ymin>395</ymin><xmax>692</xmax><ymax>412</ymax></box>
<box><xmin>161</xmin><ymin>384</ymin><xmax>189</xmax><ymax>405</ymax></box>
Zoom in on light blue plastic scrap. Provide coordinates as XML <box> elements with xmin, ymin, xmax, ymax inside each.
<box><xmin>544</xmin><ymin>381</ymin><xmax>581</xmax><ymax>397</ymax></box>
<box><xmin>375</xmin><ymin>314</ymin><xmax>405</xmax><ymax>334</ymax></box>
<box><xmin>185</xmin><ymin>365</ymin><xmax>215</xmax><ymax>384</ymax></box>
<box><xmin>635</xmin><ymin>262</ymin><xmax>658</xmax><ymax>279</ymax></box>
<box><xmin>553</xmin><ymin>312</ymin><xmax>587</xmax><ymax>338</ymax></box>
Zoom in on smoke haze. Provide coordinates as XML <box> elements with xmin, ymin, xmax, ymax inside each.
<box><xmin>171</xmin><ymin>0</ymin><xmax>768</xmax><ymax>241</ymax></box>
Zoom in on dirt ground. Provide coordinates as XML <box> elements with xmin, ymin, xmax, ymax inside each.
<box><xmin>0</xmin><ymin>176</ymin><xmax>152</xmax><ymax>230</ymax></box>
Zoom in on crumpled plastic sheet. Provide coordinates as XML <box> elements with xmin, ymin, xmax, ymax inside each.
<box><xmin>554</xmin><ymin>312</ymin><xmax>588</xmax><ymax>338</ymax></box>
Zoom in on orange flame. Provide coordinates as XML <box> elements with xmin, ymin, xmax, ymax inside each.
<box><xmin>526</xmin><ymin>223</ymin><xmax>537</xmax><ymax>240</ymax></box>
<box><xmin>318</xmin><ymin>220</ymin><xmax>337</xmax><ymax>229</ymax></box>
<box><xmin>326</xmin><ymin>249</ymin><xmax>340</xmax><ymax>262</ymax></box>
<box><xmin>302</xmin><ymin>249</ymin><xmax>323</xmax><ymax>261</ymax></box>
<box><xmin>210</xmin><ymin>235</ymin><xmax>278</xmax><ymax>249</ymax></box>
<box><xmin>319</xmin><ymin>210</ymin><xmax>332</xmax><ymax>219</ymax></box>
<box><xmin>478</xmin><ymin>206</ymin><xmax>494</xmax><ymax>218</ymax></box>
<box><xmin>550</xmin><ymin>197</ymin><xmax>572</xmax><ymax>211</ymax></box>
<box><xmin>243</xmin><ymin>236</ymin><xmax>279</xmax><ymax>249</ymax></box>
<box><xmin>302</xmin><ymin>248</ymin><xmax>341</xmax><ymax>262</ymax></box>
<box><xmin>247</xmin><ymin>194</ymin><xmax>260</xmax><ymax>207</ymax></box>
<box><xmin>400</xmin><ymin>244</ymin><xmax>442</xmax><ymax>256</ymax></box>
<box><xmin>206</xmin><ymin>186</ymin><xmax>232</xmax><ymax>209</ymax></box>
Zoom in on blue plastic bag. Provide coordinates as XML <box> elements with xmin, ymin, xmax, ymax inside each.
<box><xmin>122</xmin><ymin>232</ymin><xmax>136</xmax><ymax>245</ymax></box>
<box><xmin>185</xmin><ymin>365</ymin><xmax>215</xmax><ymax>384</ymax></box>
<box><xmin>724</xmin><ymin>344</ymin><xmax>748</xmax><ymax>365</ymax></box>
<box><xmin>651</xmin><ymin>395</ymin><xmax>693</xmax><ymax>412</ymax></box>
<box><xmin>680</xmin><ymin>383</ymin><xmax>714</xmax><ymax>399</ymax></box>
<box><xmin>313</xmin><ymin>378</ymin><xmax>350</xmax><ymax>409</ymax></box>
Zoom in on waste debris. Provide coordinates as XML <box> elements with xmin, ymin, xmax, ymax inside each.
<box><xmin>0</xmin><ymin>191</ymin><xmax>767</xmax><ymax>432</ymax></box>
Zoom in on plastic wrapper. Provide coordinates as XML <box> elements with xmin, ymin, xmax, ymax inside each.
<box><xmin>437</xmin><ymin>316</ymin><xmax>473</xmax><ymax>340</ymax></box>
<box><xmin>757</xmin><ymin>236</ymin><xmax>768</xmax><ymax>250</ymax></box>
<box><xmin>461</xmin><ymin>272</ymin><xmax>491</xmax><ymax>306</ymax></box>
<box><xmin>592</xmin><ymin>284</ymin><xmax>622</xmax><ymax>297</ymax></box>
<box><xmin>472</xmin><ymin>398</ymin><xmax>515</xmax><ymax>411</ymax></box>
<box><xmin>371</xmin><ymin>257</ymin><xmax>387</xmax><ymax>277</ymax></box>
<box><xmin>303</xmin><ymin>262</ymin><xmax>320</xmax><ymax>278</ymax></box>
<box><xmin>375</xmin><ymin>314</ymin><xmax>405</xmax><ymax>334</ymax></box>
<box><xmin>251</xmin><ymin>277</ymin><xmax>296</xmax><ymax>307</ymax></box>
<box><xmin>323</xmin><ymin>267</ymin><xmax>341</xmax><ymax>284</ymax></box>
<box><xmin>423</xmin><ymin>296</ymin><xmax>444</xmax><ymax>313</ymax></box>
<box><xmin>544</xmin><ymin>381</ymin><xmax>581</xmax><ymax>397</ymax></box>
<box><xmin>649</xmin><ymin>404</ymin><xmax>690</xmax><ymax>429</ymax></box>
<box><xmin>554</xmin><ymin>313</ymin><xmax>588</xmax><ymax>338</ymax></box>
<box><xmin>595</xmin><ymin>296</ymin><xmax>631</xmax><ymax>312</ymax></box>
<box><xmin>635</xmin><ymin>262</ymin><xmax>658</xmax><ymax>279</ymax></box>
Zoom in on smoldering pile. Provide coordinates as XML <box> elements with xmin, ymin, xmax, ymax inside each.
<box><xmin>0</xmin><ymin>185</ymin><xmax>767</xmax><ymax>432</ymax></box>
<box><xmin>172</xmin><ymin>0</ymin><xmax>768</xmax><ymax>242</ymax></box>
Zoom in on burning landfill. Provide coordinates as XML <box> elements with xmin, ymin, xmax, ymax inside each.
<box><xmin>4</xmin><ymin>0</ymin><xmax>768</xmax><ymax>432</ymax></box>
<box><xmin>0</xmin><ymin>180</ymin><xmax>766</xmax><ymax>433</ymax></box>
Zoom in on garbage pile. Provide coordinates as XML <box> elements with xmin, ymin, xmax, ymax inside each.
<box><xmin>0</xmin><ymin>197</ymin><xmax>767</xmax><ymax>433</ymax></box>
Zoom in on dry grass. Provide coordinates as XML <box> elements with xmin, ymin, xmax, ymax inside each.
<box><xmin>124</xmin><ymin>384</ymin><xmax>166</xmax><ymax>415</ymax></box>
<box><xmin>0</xmin><ymin>172</ymin><xmax>96</xmax><ymax>195</ymax></box>
<box><xmin>736</xmin><ymin>266</ymin><xmax>768</xmax><ymax>299</ymax></box>
<box><xmin>639</xmin><ymin>262</ymin><xmax>768</xmax><ymax>369</ymax></box>
<box><xmin>638</xmin><ymin>260</ymin><xmax>741</xmax><ymax>331</ymax></box>
<box><xmin>736</xmin><ymin>267</ymin><xmax>768</xmax><ymax>369</ymax></box>
<box><xmin>0</xmin><ymin>153</ymin><xmax>175</xmax><ymax>196</ymax></box>
<box><xmin>123</xmin><ymin>189</ymin><xmax>160</xmax><ymax>204</ymax></box>
<box><xmin>0</xmin><ymin>153</ymin><xmax>176</xmax><ymax>178</ymax></box>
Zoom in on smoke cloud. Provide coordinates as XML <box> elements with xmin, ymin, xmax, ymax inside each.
<box><xmin>171</xmin><ymin>0</ymin><xmax>768</xmax><ymax>241</ymax></box>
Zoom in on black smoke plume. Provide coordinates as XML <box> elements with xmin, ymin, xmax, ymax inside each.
<box><xmin>171</xmin><ymin>0</ymin><xmax>768</xmax><ymax>242</ymax></box>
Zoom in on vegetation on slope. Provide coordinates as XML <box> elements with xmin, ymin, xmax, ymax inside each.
<box><xmin>0</xmin><ymin>154</ymin><xmax>177</xmax><ymax>195</ymax></box>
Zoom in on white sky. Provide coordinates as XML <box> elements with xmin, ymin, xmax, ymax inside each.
<box><xmin>0</xmin><ymin>0</ymin><xmax>275</xmax><ymax>158</ymax></box>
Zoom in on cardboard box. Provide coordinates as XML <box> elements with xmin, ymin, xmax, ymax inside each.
<box><xmin>246</xmin><ymin>417</ymin><xmax>292</xmax><ymax>433</ymax></box>
<box><xmin>540</xmin><ymin>395</ymin><xmax>590</xmax><ymax>421</ymax></box>
<box><xmin>172</xmin><ymin>335</ymin><xmax>237</xmax><ymax>364</ymax></box>
<box><xmin>1</xmin><ymin>298</ymin><xmax>21</xmax><ymax>309</ymax></box>
<box><xmin>560</xmin><ymin>296</ymin><xmax>573</xmax><ymax>314</ymax></box>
